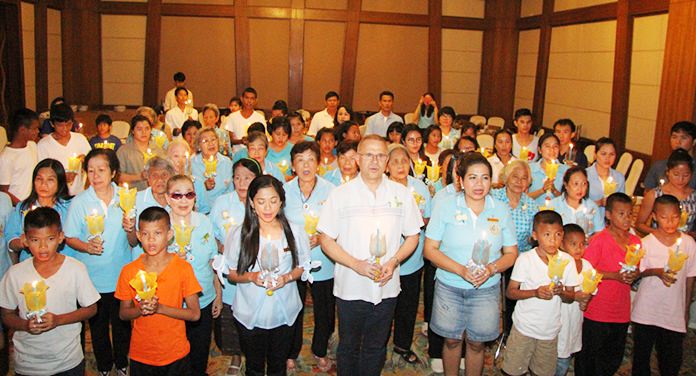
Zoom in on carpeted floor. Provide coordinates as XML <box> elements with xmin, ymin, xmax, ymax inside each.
<box><xmin>5</xmin><ymin>293</ymin><xmax>696</xmax><ymax>375</ymax></box>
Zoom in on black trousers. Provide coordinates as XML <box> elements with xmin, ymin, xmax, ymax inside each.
<box><xmin>213</xmin><ymin>303</ymin><xmax>242</xmax><ymax>356</ymax></box>
<box><xmin>310</xmin><ymin>279</ymin><xmax>336</xmax><ymax>357</ymax></box>
<box><xmin>89</xmin><ymin>292</ymin><xmax>131</xmax><ymax>372</ymax></box>
<box><xmin>502</xmin><ymin>268</ymin><xmax>516</xmax><ymax>338</ymax></box>
<box><xmin>574</xmin><ymin>318</ymin><xmax>628</xmax><ymax>376</ymax></box>
<box><xmin>236</xmin><ymin>319</ymin><xmax>293</xmax><ymax>376</ymax></box>
<box><xmin>631</xmin><ymin>322</ymin><xmax>684</xmax><ymax>376</ymax></box>
<box><xmin>336</xmin><ymin>297</ymin><xmax>397</xmax><ymax>376</ymax></box>
<box><xmin>288</xmin><ymin>281</ymin><xmax>307</xmax><ymax>360</ymax></box>
<box><xmin>186</xmin><ymin>302</ymin><xmax>213</xmax><ymax>376</ymax></box>
<box><xmin>15</xmin><ymin>360</ymin><xmax>85</xmax><ymax>376</ymax></box>
<box><xmin>392</xmin><ymin>268</ymin><xmax>422</xmax><ymax>351</ymax></box>
<box><xmin>130</xmin><ymin>356</ymin><xmax>190</xmax><ymax>376</ymax></box>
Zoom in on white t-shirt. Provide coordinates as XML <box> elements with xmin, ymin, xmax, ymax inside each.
<box><xmin>557</xmin><ymin>258</ymin><xmax>592</xmax><ymax>358</ymax></box>
<box><xmin>223</xmin><ymin>110</ymin><xmax>267</xmax><ymax>140</ymax></box>
<box><xmin>165</xmin><ymin>106</ymin><xmax>199</xmax><ymax>130</ymax></box>
<box><xmin>512</xmin><ymin>134</ymin><xmax>539</xmax><ymax>162</ymax></box>
<box><xmin>0</xmin><ymin>142</ymin><xmax>38</xmax><ymax>201</ymax></box>
<box><xmin>488</xmin><ymin>154</ymin><xmax>518</xmax><ymax>185</ymax></box>
<box><xmin>510</xmin><ymin>249</ymin><xmax>578</xmax><ymax>340</ymax></box>
<box><xmin>0</xmin><ymin>256</ymin><xmax>100</xmax><ymax>375</ymax></box>
<box><xmin>308</xmin><ymin>108</ymin><xmax>334</xmax><ymax>136</ymax></box>
<box><xmin>164</xmin><ymin>87</ymin><xmax>194</xmax><ymax>112</ymax></box>
<box><xmin>317</xmin><ymin>174</ymin><xmax>423</xmax><ymax>304</ymax></box>
<box><xmin>37</xmin><ymin>133</ymin><xmax>92</xmax><ymax>195</ymax></box>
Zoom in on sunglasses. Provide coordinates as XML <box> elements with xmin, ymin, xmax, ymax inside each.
<box><xmin>169</xmin><ymin>191</ymin><xmax>196</xmax><ymax>200</ymax></box>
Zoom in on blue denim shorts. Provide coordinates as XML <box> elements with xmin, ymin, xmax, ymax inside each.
<box><xmin>430</xmin><ymin>280</ymin><xmax>501</xmax><ymax>342</ymax></box>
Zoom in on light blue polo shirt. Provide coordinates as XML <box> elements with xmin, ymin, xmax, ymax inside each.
<box><xmin>283</xmin><ymin>175</ymin><xmax>335</xmax><ymax>282</ymax></box>
<box><xmin>6</xmin><ymin>199</ymin><xmax>76</xmax><ymax>261</ymax></box>
<box><xmin>0</xmin><ymin>192</ymin><xmax>14</xmax><ymax>279</ymax></box>
<box><xmin>400</xmin><ymin>176</ymin><xmax>431</xmax><ymax>276</ymax></box>
<box><xmin>426</xmin><ymin>194</ymin><xmax>517</xmax><ymax>289</ymax></box>
<box><xmin>549</xmin><ymin>195</ymin><xmax>604</xmax><ymax>235</ymax></box>
<box><xmin>191</xmin><ymin>153</ymin><xmax>234</xmax><ymax>214</ymax></box>
<box><xmin>529</xmin><ymin>160</ymin><xmax>569</xmax><ymax>206</ymax></box>
<box><xmin>267</xmin><ymin>143</ymin><xmax>294</xmax><ymax>178</ymax></box>
<box><xmin>64</xmin><ymin>183</ymin><xmax>132</xmax><ymax>293</ymax></box>
<box><xmin>210</xmin><ymin>191</ymin><xmax>246</xmax><ymax>304</ymax></box>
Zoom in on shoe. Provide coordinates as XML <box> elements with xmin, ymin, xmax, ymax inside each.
<box><xmin>430</xmin><ymin>358</ymin><xmax>443</xmax><ymax>373</ymax></box>
<box><xmin>393</xmin><ymin>347</ymin><xmax>420</xmax><ymax>364</ymax></box>
<box><xmin>286</xmin><ymin>359</ymin><xmax>296</xmax><ymax>371</ymax></box>
<box><xmin>421</xmin><ymin>322</ymin><xmax>428</xmax><ymax>336</ymax></box>
<box><xmin>460</xmin><ymin>358</ymin><xmax>466</xmax><ymax>370</ymax></box>
<box><xmin>117</xmin><ymin>368</ymin><xmax>128</xmax><ymax>376</ymax></box>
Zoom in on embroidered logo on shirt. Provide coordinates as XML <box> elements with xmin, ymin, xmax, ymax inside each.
<box><xmin>388</xmin><ymin>196</ymin><xmax>403</xmax><ymax>208</ymax></box>
<box><xmin>454</xmin><ymin>210</ymin><xmax>467</xmax><ymax>223</ymax></box>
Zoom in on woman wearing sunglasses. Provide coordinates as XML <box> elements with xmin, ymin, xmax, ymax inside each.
<box><xmin>165</xmin><ymin>174</ymin><xmax>220</xmax><ymax>376</ymax></box>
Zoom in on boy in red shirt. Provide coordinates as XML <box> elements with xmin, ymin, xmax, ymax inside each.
<box><xmin>574</xmin><ymin>193</ymin><xmax>640</xmax><ymax>376</ymax></box>
<box><xmin>116</xmin><ymin>207</ymin><xmax>201</xmax><ymax>375</ymax></box>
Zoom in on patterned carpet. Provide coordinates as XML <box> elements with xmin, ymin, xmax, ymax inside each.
<box><xmin>5</xmin><ymin>293</ymin><xmax>696</xmax><ymax>375</ymax></box>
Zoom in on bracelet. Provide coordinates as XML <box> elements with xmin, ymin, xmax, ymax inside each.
<box><xmin>487</xmin><ymin>262</ymin><xmax>499</xmax><ymax>274</ymax></box>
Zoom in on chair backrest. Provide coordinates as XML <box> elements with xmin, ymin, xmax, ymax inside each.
<box><xmin>0</xmin><ymin>126</ymin><xmax>7</xmax><ymax>154</ymax></box>
<box><xmin>487</xmin><ymin>116</ymin><xmax>505</xmax><ymax>128</ymax></box>
<box><xmin>111</xmin><ymin>120</ymin><xmax>131</xmax><ymax>142</ymax></box>
<box><xmin>469</xmin><ymin>115</ymin><xmax>486</xmax><ymax>127</ymax></box>
<box><xmin>615</xmin><ymin>152</ymin><xmax>633</xmax><ymax>176</ymax></box>
<box><xmin>404</xmin><ymin>112</ymin><xmax>417</xmax><ymax>125</ymax></box>
<box><xmin>359</xmin><ymin>124</ymin><xmax>366</xmax><ymax>137</ymax></box>
<box><xmin>536</xmin><ymin>128</ymin><xmax>545</xmax><ymax>137</ymax></box>
<box><xmin>584</xmin><ymin>144</ymin><xmax>596</xmax><ymax>164</ymax></box>
<box><xmin>476</xmin><ymin>133</ymin><xmax>494</xmax><ymax>150</ymax></box>
<box><xmin>625</xmin><ymin>158</ymin><xmax>644</xmax><ymax>196</ymax></box>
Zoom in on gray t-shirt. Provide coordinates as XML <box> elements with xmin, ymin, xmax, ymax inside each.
<box><xmin>116</xmin><ymin>141</ymin><xmax>165</xmax><ymax>191</ymax></box>
<box><xmin>0</xmin><ymin>256</ymin><xmax>100</xmax><ymax>375</ymax></box>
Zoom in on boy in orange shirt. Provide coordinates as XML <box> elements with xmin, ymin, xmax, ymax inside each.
<box><xmin>115</xmin><ymin>207</ymin><xmax>201</xmax><ymax>375</ymax></box>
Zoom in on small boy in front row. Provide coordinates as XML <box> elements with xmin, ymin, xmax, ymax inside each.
<box><xmin>0</xmin><ymin>207</ymin><xmax>100</xmax><ymax>376</ymax></box>
<box><xmin>503</xmin><ymin>211</ymin><xmax>578</xmax><ymax>376</ymax></box>
<box><xmin>632</xmin><ymin>194</ymin><xmax>696</xmax><ymax>376</ymax></box>
<box><xmin>115</xmin><ymin>207</ymin><xmax>202</xmax><ymax>375</ymax></box>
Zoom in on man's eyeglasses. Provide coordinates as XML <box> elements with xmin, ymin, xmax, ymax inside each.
<box><xmin>359</xmin><ymin>153</ymin><xmax>388</xmax><ymax>162</ymax></box>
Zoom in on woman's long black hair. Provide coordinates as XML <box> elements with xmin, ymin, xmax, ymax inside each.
<box><xmin>20</xmin><ymin>159</ymin><xmax>72</xmax><ymax>212</ymax></box>
<box><xmin>236</xmin><ymin>175</ymin><xmax>299</xmax><ymax>273</ymax></box>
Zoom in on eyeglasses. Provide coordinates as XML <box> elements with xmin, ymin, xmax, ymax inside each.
<box><xmin>360</xmin><ymin>153</ymin><xmax>388</xmax><ymax>162</ymax></box>
<box><xmin>169</xmin><ymin>191</ymin><xmax>196</xmax><ymax>200</ymax></box>
<box><xmin>405</xmin><ymin>137</ymin><xmax>422</xmax><ymax>144</ymax></box>
<box><xmin>200</xmin><ymin>138</ymin><xmax>218</xmax><ymax>145</ymax></box>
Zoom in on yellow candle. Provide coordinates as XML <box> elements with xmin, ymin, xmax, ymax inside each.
<box><xmin>143</xmin><ymin>148</ymin><xmax>154</xmax><ymax>164</ymax></box>
<box><xmin>22</xmin><ymin>280</ymin><xmax>48</xmax><ymax>314</ymax></box>
<box><xmin>414</xmin><ymin>159</ymin><xmax>427</xmax><ymax>176</ymax></box>
<box><xmin>545</xmin><ymin>159</ymin><xmax>560</xmax><ymax>180</ymax></box>
<box><xmin>119</xmin><ymin>183</ymin><xmax>137</xmax><ymax>216</ymax></box>
<box><xmin>679</xmin><ymin>208</ymin><xmax>688</xmax><ymax>229</ymax></box>
<box><xmin>426</xmin><ymin>164</ymin><xmax>440</xmax><ymax>183</ymax></box>
<box><xmin>154</xmin><ymin>134</ymin><xmax>167</xmax><ymax>149</ymax></box>
<box><xmin>548</xmin><ymin>253</ymin><xmax>570</xmax><ymax>289</ymax></box>
<box><xmin>67</xmin><ymin>153</ymin><xmax>81</xmax><ymax>172</ymax></box>
<box><xmin>303</xmin><ymin>211</ymin><xmax>319</xmax><ymax>235</ymax></box>
<box><xmin>85</xmin><ymin>209</ymin><xmax>104</xmax><ymax>236</ymax></box>
<box><xmin>277</xmin><ymin>160</ymin><xmax>290</xmax><ymax>175</ymax></box>
<box><xmin>520</xmin><ymin>146</ymin><xmax>529</xmax><ymax>161</ymax></box>
<box><xmin>624</xmin><ymin>244</ymin><xmax>645</xmax><ymax>268</ymax></box>
<box><xmin>603</xmin><ymin>176</ymin><xmax>617</xmax><ymax>197</ymax></box>
<box><xmin>666</xmin><ymin>238</ymin><xmax>688</xmax><ymax>275</ymax></box>
<box><xmin>581</xmin><ymin>269</ymin><xmax>603</xmax><ymax>294</ymax></box>
<box><xmin>129</xmin><ymin>270</ymin><xmax>158</xmax><ymax>301</ymax></box>
<box><xmin>411</xmin><ymin>186</ymin><xmax>425</xmax><ymax>207</ymax></box>
<box><xmin>204</xmin><ymin>155</ymin><xmax>218</xmax><ymax>177</ymax></box>
<box><xmin>174</xmin><ymin>220</ymin><xmax>193</xmax><ymax>257</ymax></box>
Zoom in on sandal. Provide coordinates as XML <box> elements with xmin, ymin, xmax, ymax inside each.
<box><xmin>226</xmin><ymin>355</ymin><xmax>242</xmax><ymax>375</ymax></box>
<box><xmin>286</xmin><ymin>359</ymin><xmax>297</xmax><ymax>371</ymax></box>
<box><xmin>314</xmin><ymin>355</ymin><xmax>333</xmax><ymax>372</ymax></box>
<box><xmin>393</xmin><ymin>347</ymin><xmax>420</xmax><ymax>364</ymax></box>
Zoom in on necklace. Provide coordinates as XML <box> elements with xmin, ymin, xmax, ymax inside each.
<box><xmin>299</xmin><ymin>178</ymin><xmax>317</xmax><ymax>210</ymax></box>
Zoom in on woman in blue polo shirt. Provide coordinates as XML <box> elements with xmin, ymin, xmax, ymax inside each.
<box><xmin>191</xmin><ymin>128</ymin><xmax>234</xmax><ymax>214</ymax></box>
<box><xmin>528</xmin><ymin>133</ymin><xmax>569</xmax><ymax>206</ymax></box>
<box><xmin>424</xmin><ymin>152</ymin><xmax>518</xmax><ymax>376</ymax></box>
<box><xmin>550</xmin><ymin>166</ymin><xmax>604</xmax><ymax>235</ymax></box>
<box><xmin>283</xmin><ymin>141</ymin><xmax>336</xmax><ymax>372</ymax></box>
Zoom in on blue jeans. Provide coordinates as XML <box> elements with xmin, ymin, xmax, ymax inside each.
<box><xmin>336</xmin><ymin>297</ymin><xmax>397</xmax><ymax>376</ymax></box>
<box><xmin>556</xmin><ymin>356</ymin><xmax>571</xmax><ymax>376</ymax></box>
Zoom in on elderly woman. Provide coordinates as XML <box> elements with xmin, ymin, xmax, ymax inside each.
<box><xmin>424</xmin><ymin>152</ymin><xmax>518</xmax><ymax>376</ymax></box>
<box><xmin>116</xmin><ymin>114</ymin><xmax>165</xmax><ymax>191</ymax></box>
<box><xmin>191</xmin><ymin>128</ymin><xmax>234</xmax><ymax>214</ymax></box>
<box><xmin>201</xmin><ymin>103</ymin><xmax>232</xmax><ymax>156</ymax></box>
<box><xmin>181</xmin><ymin>119</ymin><xmax>202</xmax><ymax>153</ymax></box>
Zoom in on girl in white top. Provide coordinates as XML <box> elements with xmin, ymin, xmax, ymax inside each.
<box><xmin>165</xmin><ymin>87</ymin><xmax>198</xmax><ymax>130</ymax></box>
<box><xmin>511</xmin><ymin>108</ymin><xmax>539</xmax><ymax>162</ymax></box>
<box><xmin>488</xmin><ymin>129</ymin><xmax>517</xmax><ymax>187</ymax></box>
<box><xmin>423</xmin><ymin>125</ymin><xmax>443</xmax><ymax>166</ymax></box>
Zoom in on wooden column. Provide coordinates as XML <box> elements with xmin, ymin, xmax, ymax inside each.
<box><xmin>339</xmin><ymin>0</ymin><xmax>361</xmax><ymax>106</ymax></box>
<box><xmin>428</xmin><ymin>0</ymin><xmax>442</xmax><ymax>100</ymax></box>
<box><xmin>62</xmin><ymin>0</ymin><xmax>101</xmax><ymax>106</ymax></box>
<box><xmin>478</xmin><ymin>0</ymin><xmax>520</xmax><ymax>121</ymax></box>
<box><xmin>531</xmin><ymin>0</ymin><xmax>553</xmax><ymax>126</ymax></box>
<box><xmin>288</xmin><ymin>0</ymin><xmax>305</xmax><ymax>109</ymax></box>
<box><xmin>34</xmin><ymin>0</ymin><xmax>48</xmax><ymax>110</ymax></box>
<box><xmin>652</xmin><ymin>0</ymin><xmax>696</xmax><ymax>159</ymax></box>
<box><xmin>234</xmin><ymin>0</ymin><xmax>250</xmax><ymax>95</ymax></box>
<box><xmin>608</xmin><ymin>0</ymin><xmax>632</xmax><ymax>152</ymax></box>
<box><xmin>0</xmin><ymin>1</ymin><xmax>24</xmax><ymax>123</ymax></box>
<box><xmin>142</xmin><ymin>0</ymin><xmax>161</xmax><ymax>106</ymax></box>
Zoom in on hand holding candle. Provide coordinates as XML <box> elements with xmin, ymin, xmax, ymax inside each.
<box><xmin>603</xmin><ymin>176</ymin><xmax>617</xmax><ymax>197</ymax></box>
<box><xmin>414</xmin><ymin>159</ymin><xmax>427</xmax><ymax>177</ymax></box>
<box><xmin>304</xmin><ymin>211</ymin><xmax>319</xmax><ymax>235</ymax></box>
<box><xmin>119</xmin><ymin>183</ymin><xmax>137</xmax><ymax>218</ymax></box>
<box><xmin>545</xmin><ymin>159</ymin><xmax>560</xmax><ymax>181</ymax></box>
<box><xmin>129</xmin><ymin>270</ymin><xmax>158</xmax><ymax>302</ymax></box>
<box><xmin>277</xmin><ymin>160</ymin><xmax>289</xmax><ymax>175</ymax></box>
<box><xmin>581</xmin><ymin>268</ymin><xmax>603</xmax><ymax>294</ymax></box>
<box><xmin>174</xmin><ymin>220</ymin><xmax>194</xmax><ymax>258</ymax></box>
<box><xmin>467</xmin><ymin>232</ymin><xmax>492</xmax><ymax>284</ymax></box>
<box><xmin>620</xmin><ymin>243</ymin><xmax>645</xmax><ymax>273</ymax></box>
<box><xmin>67</xmin><ymin>153</ymin><xmax>81</xmax><ymax>173</ymax></box>
<box><xmin>547</xmin><ymin>253</ymin><xmax>570</xmax><ymax>290</ymax></box>
<box><xmin>426</xmin><ymin>164</ymin><xmax>440</xmax><ymax>184</ymax></box>
<box><xmin>665</xmin><ymin>238</ymin><xmax>688</xmax><ymax>280</ymax></box>
<box><xmin>85</xmin><ymin>209</ymin><xmax>105</xmax><ymax>240</ymax></box>
<box><xmin>520</xmin><ymin>147</ymin><xmax>530</xmax><ymax>161</ymax></box>
<box><xmin>204</xmin><ymin>155</ymin><xmax>218</xmax><ymax>178</ymax></box>
<box><xmin>259</xmin><ymin>235</ymin><xmax>280</xmax><ymax>296</ymax></box>
<box><xmin>143</xmin><ymin>148</ymin><xmax>154</xmax><ymax>164</ymax></box>
<box><xmin>21</xmin><ymin>280</ymin><xmax>48</xmax><ymax>323</ymax></box>
<box><xmin>369</xmin><ymin>222</ymin><xmax>387</xmax><ymax>281</ymax></box>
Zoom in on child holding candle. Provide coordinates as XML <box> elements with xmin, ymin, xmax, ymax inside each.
<box><xmin>266</xmin><ymin>117</ymin><xmax>295</xmax><ymax>181</ymax></box>
<box><xmin>528</xmin><ymin>134</ymin><xmax>569</xmax><ymax>206</ymax></box>
<box><xmin>586</xmin><ymin>137</ymin><xmax>625</xmax><ymax>215</ymax></box>
<box><xmin>116</xmin><ymin>207</ymin><xmax>202</xmax><ymax>374</ymax></box>
<box><xmin>631</xmin><ymin>194</ymin><xmax>696</xmax><ymax>376</ymax></box>
<box><xmin>550</xmin><ymin>167</ymin><xmax>604</xmax><ymax>236</ymax></box>
<box><xmin>63</xmin><ymin>149</ymin><xmax>133</xmax><ymax>376</ymax></box>
<box><xmin>163</xmin><ymin>175</ymin><xmax>221</xmax><ymax>376</ymax></box>
<box><xmin>511</xmin><ymin>108</ymin><xmax>539</xmax><ymax>162</ymax></box>
<box><xmin>0</xmin><ymin>207</ymin><xmax>100</xmax><ymax>376</ymax></box>
<box><xmin>503</xmin><ymin>211</ymin><xmax>577</xmax><ymax>376</ymax></box>
<box><xmin>6</xmin><ymin>159</ymin><xmax>75</xmax><ymax>263</ymax></box>
<box><xmin>574</xmin><ymin>193</ymin><xmax>640</xmax><ymax>376</ymax></box>
<box><xmin>0</xmin><ymin>108</ymin><xmax>39</xmax><ymax>205</ymax></box>
<box><xmin>556</xmin><ymin>224</ymin><xmax>594</xmax><ymax>376</ymax></box>
<box><xmin>221</xmin><ymin>175</ymin><xmax>312</xmax><ymax>376</ymax></box>
<box><xmin>316</xmin><ymin>127</ymin><xmax>338</xmax><ymax>175</ymax></box>
<box><xmin>191</xmin><ymin>128</ymin><xmax>234</xmax><ymax>214</ymax></box>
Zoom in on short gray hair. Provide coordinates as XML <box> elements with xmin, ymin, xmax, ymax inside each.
<box><xmin>145</xmin><ymin>156</ymin><xmax>176</xmax><ymax>176</ymax></box>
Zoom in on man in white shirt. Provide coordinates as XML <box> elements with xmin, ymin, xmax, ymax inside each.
<box><xmin>318</xmin><ymin>135</ymin><xmax>422</xmax><ymax>376</ymax></box>
<box><xmin>164</xmin><ymin>71</ymin><xmax>194</xmax><ymax>111</ymax></box>
<box><xmin>37</xmin><ymin>104</ymin><xmax>92</xmax><ymax>196</ymax></box>
<box><xmin>365</xmin><ymin>91</ymin><xmax>404</xmax><ymax>138</ymax></box>
<box><xmin>0</xmin><ymin>108</ymin><xmax>40</xmax><ymax>204</ymax></box>
<box><xmin>308</xmin><ymin>91</ymin><xmax>340</xmax><ymax>136</ymax></box>
<box><xmin>223</xmin><ymin>87</ymin><xmax>266</xmax><ymax>147</ymax></box>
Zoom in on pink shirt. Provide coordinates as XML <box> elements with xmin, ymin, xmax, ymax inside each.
<box><xmin>583</xmin><ymin>229</ymin><xmax>641</xmax><ymax>323</ymax></box>
<box><xmin>632</xmin><ymin>233</ymin><xmax>696</xmax><ymax>333</ymax></box>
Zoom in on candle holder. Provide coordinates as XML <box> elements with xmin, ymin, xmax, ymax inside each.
<box><xmin>67</xmin><ymin>153</ymin><xmax>81</xmax><ymax>173</ymax></box>
<box><xmin>520</xmin><ymin>147</ymin><xmax>530</xmax><ymax>161</ymax></box>
<box><xmin>173</xmin><ymin>221</ymin><xmax>194</xmax><ymax>261</ymax></box>
<box><xmin>369</xmin><ymin>225</ymin><xmax>387</xmax><ymax>281</ymax></box>
<box><xmin>545</xmin><ymin>160</ymin><xmax>560</xmax><ymax>181</ymax></box>
<box><xmin>277</xmin><ymin>160</ymin><xmax>290</xmax><ymax>175</ymax></box>
<box><xmin>85</xmin><ymin>210</ymin><xmax>105</xmax><ymax>241</ymax></box>
<box><xmin>259</xmin><ymin>239</ymin><xmax>280</xmax><ymax>296</ymax></box>
<box><xmin>21</xmin><ymin>280</ymin><xmax>48</xmax><ymax>323</ymax></box>
<box><xmin>129</xmin><ymin>270</ymin><xmax>158</xmax><ymax>302</ymax></box>
<box><xmin>119</xmin><ymin>184</ymin><xmax>137</xmax><ymax>219</ymax></box>
<box><xmin>575</xmin><ymin>206</ymin><xmax>594</xmax><ymax>236</ymax></box>
<box><xmin>204</xmin><ymin>155</ymin><xmax>218</xmax><ymax>179</ymax></box>
<box><xmin>414</xmin><ymin>159</ymin><xmax>427</xmax><ymax>177</ymax></box>
<box><xmin>581</xmin><ymin>268</ymin><xmax>603</xmax><ymax>294</ymax></box>
<box><xmin>620</xmin><ymin>244</ymin><xmax>645</xmax><ymax>273</ymax></box>
<box><xmin>665</xmin><ymin>238</ymin><xmax>688</xmax><ymax>282</ymax></box>
<box><xmin>547</xmin><ymin>253</ymin><xmax>569</xmax><ymax>289</ymax></box>
<box><xmin>603</xmin><ymin>177</ymin><xmax>617</xmax><ymax>197</ymax></box>
<box><xmin>304</xmin><ymin>211</ymin><xmax>319</xmax><ymax>236</ymax></box>
<box><xmin>426</xmin><ymin>164</ymin><xmax>440</xmax><ymax>186</ymax></box>
<box><xmin>467</xmin><ymin>235</ymin><xmax>491</xmax><ymax>282</ymax></box>
<box><xmin>143</xmin><ymin>148</ymin><xmax>154</xmax><ymax>164</ymax></box>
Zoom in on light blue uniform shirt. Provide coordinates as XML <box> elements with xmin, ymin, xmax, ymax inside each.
<box><xmin>586</xmin><ymin>164</ymin><xmax>625</xmax><ymax>220</ymax></box>
<box><xmin>400</xmin><ymin>176</ymin><xmax>431</xmax><ymax>276</ymax></box>
<box><xmin>323</xmin><ymin>169</ymin><xmax>348</xmax><ymax>186</ymax></box>
<box><xmin>0</xmin><ymin>192</ymin><xmax>14</xmax><ymax>279</ymax></box>
<box><xmin>64</xmin><ymin>183</ymin><xmax>132</xmax><ymax>293</ymax></box>
<box><xmin>549</xmin><ymin>195</ymin><xmax>604</xmax><ymax>235</ymax></box>
<box><xmin>210</xmin><ymin>191</ymin><xmax>246</xmax><ymax>304</ymax></box>
<box><xmin>529</xmin><ymin>160</ymin><xmax>569</xmax><ymax>206</ymax></box>
<box><xmin>266</xmin><ymin>143</ymin><xmax>294</xmax><ymax>178</ymax></box>
<box><xmin>224</xmin><ymin>222</ymin><xmax>311</xmax><ymax>330</ymax></box>
<box><xmin>263</xmin><ymin>159</ymin><xmax>287</xmax><ymax>182</ymax></box>
<box><xmin>131</xmin><ymin>187</ymin><xmax>167</xmax><ymax>256</ymax></box>
<box><xmin>432</xmin><ymin>183</ymin><xmax>457</xmax><ymax>211</ymax></box>
<box><xmin>490</xmin><ymin>188</ymin><xmax>539</xmax><ymax>253</ymax></box>
<box><xmin>191</xmin><ymin>153</ymin><xmax>234</xmax><ymax>214</ymax></box>
<box><xmin>283</xmin><ymin>176</ymin><xmax>335</xmax><ymax>281</ymax></box>
<box><xmin>6</xmin><ymin>199</ymin><xmax>76</xmax><ymax>261</ymax></box>
<box><xmin>426</xmin><ymin>194</ymin><xmax>517</xmax><ymax>289</ymax></box>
